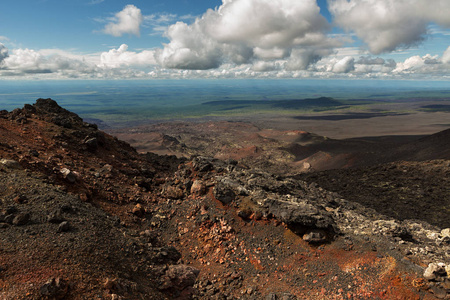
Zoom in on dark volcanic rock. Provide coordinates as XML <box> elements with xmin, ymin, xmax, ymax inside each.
<box><xmin>40</xmin><ymin>277</ymin><xmax>69</xmax><ymax>299</ymax></box>
<box><xmin>12</xmin><ymin>212</ymin><xmax>30</xmax><ymax>226</ymax></box>
<box><xmin>265</xmin><ymin>199</ymin><xmax>335</xmax><ymax>235</ymax></box>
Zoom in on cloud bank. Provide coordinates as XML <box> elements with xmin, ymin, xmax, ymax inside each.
<box><xmin>1</xmin><ymin>0</ymin><xmax>449</xmax><ymax>80</ymax></box>
<box><xmin>155</xmin><ymin>0</ymin><xmax>340</xmax><ymax>70</ymax></box>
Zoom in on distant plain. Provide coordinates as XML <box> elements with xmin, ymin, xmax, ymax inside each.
<box><xmin>0</xmin><ymin>79</ymin><xmax>449</xmax><ymax>138</ymax></box>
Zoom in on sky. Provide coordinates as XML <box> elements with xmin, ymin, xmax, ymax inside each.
<box><xmin>0</xmin><ymin>0</ymin><xmax>449</xmax><ymax>80</ymax></box>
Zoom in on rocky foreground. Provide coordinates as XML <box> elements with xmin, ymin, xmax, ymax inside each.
<box><xmin>0</xmin><ymin>99</ymin><xmax>449</xmax><ymax>299</ymax></box>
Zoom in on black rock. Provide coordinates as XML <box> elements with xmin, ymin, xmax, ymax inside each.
<box><xmin>57</xmin><ymin>221</ymin><xmax>70</xmax><ymax>232</ymax></box>
<box><xmin>84</xmin><ymin>137</ymin><xmax>98</xmax><ymax>151</ymax></box>
<box><xmin>40</xmin><ymin>277</ymin><xmax>69</xmax><ymax>299</ymax></box>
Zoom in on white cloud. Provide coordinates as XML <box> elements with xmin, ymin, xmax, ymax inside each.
<box><xmin>442</xmin><ymin>46</ymin><xmax>450</xmax><ymax>64</ymax></box>
<box><xmin>155</xmin><ymin>21</ymin><xmax>223</xmax><ymax>69</ymax></box>
<box><xmin>328</xmin><ymin>0</ymin><xmax>450</xmax><ymax>54</ymax></box>
<box><xmin>100</xmin><ymin>44</ymin><xmax>156</xmax><ymax>67</ymax></box>
<box><xmin>103</xmin><ymin>5</ymin><xmax>143</xmax><ymax>37</ymax></box>
<box><xmin>332</xmin><ymin>56</ymin><xmax>355</xmax><ymax>73</ymax></box>
<box><xmin>155</xmin><ymin>0</ymin><xmax>339</xmax><ymax>70</ymax></box>
<box><xmin>202</xmin><ymin>0</ymin><xmax>329</xmax><ymax>49</ymax></box>
<box><xmin>393</xmin><ymin>49</ymin><xmax>450</xmax><ymax>75</ymax></box>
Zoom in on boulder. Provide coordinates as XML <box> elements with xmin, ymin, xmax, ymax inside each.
<box><xmin>190</xmin><ymin>180</ymin><xmax>206</xmax><ymax>196</ymax></box>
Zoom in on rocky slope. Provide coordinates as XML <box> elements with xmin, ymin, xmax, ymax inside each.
<box><xmin>0</xmin><ymin>99</ymin><xmax>449</xmax><ymax>299</ymax></box>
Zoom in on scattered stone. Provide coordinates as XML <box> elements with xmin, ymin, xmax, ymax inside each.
<box><xmin>281</xmin><ymin>293</ymin><xmax>297</xmax><ymax>300</ymax></box>
<box><xmin>165</xmin><ymin>186</ymin><xmax>184</xmax><ymax>199</ymax></box>
<box><xmin>47</xmin><ymin>210</ymin><xmax>65</xmax><ymax>224</ymax></box>
<box><xmin>5</xmin><ymin>206</ymin><xmax>18</xmax><ymax>215</ymax></box>
<box><xmin>237</xmin><ymin>209</ymin><xmax>252</xmax><ymax>220</ymax></box>
<box><xmin>192</xmin><ymin>157</ymin><xmax>213</xmax><ymax>172</ymax></box>
<box><xmin>190</xmin><ymin>180</ymin><xmax>206</xmax><ymax>196</ymax></box>
<box><xmin>0</xmin><ymin>159</ymin><xmax>21</xmax><ymax>169</ymax></box>
<box><xmin>132</xmin><ymin>204</ymin><xmax>146</xmax><ymax>218</ymax></box>
<box><xmin>84</xmin><ymin>137</ymin><xmax>98</xmax><ymax>151</ymax></box>
<box><xmin>302</xmin><ymin>229</ymin><xmax>328</xmax><ymax>244</ymax></box>
<box><xmin>161</xmin><ymin>264</ymin><xmax>200</xmax><ymax>291</ymax></box>
<box><xmin>57</xmin><ymin>221</ymin><xmax>70</xmax><ymax>232</ymax></box>
<box><xmin>29</xmin><ymin>149</ymin><xmax>39</xmax><ymax>157</ymax></box>
<box><xmin>13</xmin><ymin>195</ymin><xmax>27</xmax><ymax>204</ymax></box>
<box><xmin>104</xmin><ymin>278</ymin><xmax>117</xmax><ymax>290</ymax></box>
<box><xmin>40</xmin><ymin>277</ymin><xmax>69</xmax><ymax>299</ymax></box>
<box><xmin>442</xmin><ymin>279</ymin><xmax>450</xmax><ymax>290</ymax></box>
<box><xmin>373</xmin><ymin>220</ymin><xmax>410</xmax><ymax>239</ymax></box>
<box><xmin>4</xmin><ymin>214</ymin><xmax>15</xmax><ymax>224</ymax></box>
<box><xmin>214</xmin><ymin>183</ymin><xmax>236</xmax><ymax>205</ymax></box>
<box><xmin>423</xmin><ymin>263</ymin><xmax>447</xmax><ymax>281</ymax></box>
<box><xmin>441</xmin><ymin>228</ymin><xmax>450</xmax><ymax>238</ymax></box>
<box><xmin>12</xmin><ymin>212</ymin><xmax>30</xmax><ymax>226</ymax></box>
<box><xmin>60</xmin><ymin>168</ymin><xmax>77</xmax><ymax>183</ymax></box>
<box><xmin>430</xmin><ymin>286</ymin><xmax>447</xmax><ymax>299</ymax></box>
<box><xmin>266</xmin><ymin>293</ymin><xmax>278</xmax><ymax>300</ymax></box>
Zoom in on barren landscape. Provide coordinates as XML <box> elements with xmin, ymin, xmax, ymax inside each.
<box><xmin>0</xmin><ymin>98</ymin><xmax>449</xmax><ymax>299</ymax></box>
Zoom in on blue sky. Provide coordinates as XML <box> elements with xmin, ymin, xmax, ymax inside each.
<box><xmin>0</xmin><ymin>0</ymin><xmax>449</xmax><ymax>80</ymax></box>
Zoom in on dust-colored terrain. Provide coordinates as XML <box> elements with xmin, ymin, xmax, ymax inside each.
<box><xmin>0</xmin><ymin>99</ymin><xmax>449</xmax><ymax>299</ymax></box>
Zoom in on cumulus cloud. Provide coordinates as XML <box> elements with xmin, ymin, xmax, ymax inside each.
<box><xmin>100</xmin><ymin>44</ymin><xmax>156</xmax><ymax>68</ymax></box>
<box><xmin>328</xmin><ymin>0</ymin><xmax>450</xmax><ymax>54</ymax></box>
<box><xmin>103</xmin><ymin>5</ymin><xmax>143</xmax><ymax>37</ymax></box>
<box><xmin>0</xmin><ymin>48</ymin><xmax>98</xmax><ymax>77</ymax></box>
<box><xmin>392</xmin><ymin>49</ymin><xmax>450</xmax><ymax>76</ymax></box>
<box><xmin>332</xmin><ymin>56</ymin><xmax>355</xmax><ymax>73</ymax></box>
<box><xmin>155</xmin><ymin>0</ymin><xmax>338</xmax><ymax>70</ymax></box>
